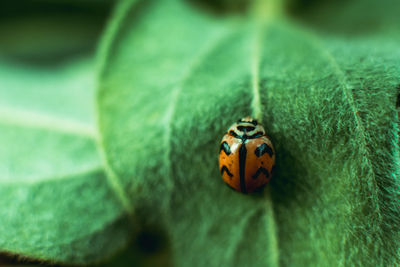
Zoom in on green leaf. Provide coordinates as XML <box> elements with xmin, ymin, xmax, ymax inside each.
<box><xmin>98</xmin><ymin>0</ymin><xmax>400</xmax><ymax>266</ymax></box>
<box><xmin>0</xmin><ymin>59</ymin><xmax>132</xmax><ymax>264</ymax></box>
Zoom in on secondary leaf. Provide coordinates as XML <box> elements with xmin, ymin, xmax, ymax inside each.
<box><xmin>0</xmin><ymin>59</ymin><xmax>132</xmax><ymax>264</ymax></box>
<box><xmin>98</xmin><ymin>0</ymin><xmax>400</xmax><ymax>266</ymax></box>
<box><xmin>0</xmin><ymin>1</ymin><xmax>112</xmax><ymax>64</ymax></box>
<box><xmin>292</xmin><ymin>0</ymin><xmax>400</xmax><ymax>36</ymax></box>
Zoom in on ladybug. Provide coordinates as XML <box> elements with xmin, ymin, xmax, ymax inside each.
<box><xmin>219</xmin><ymin>116</ymin><xmax>275</xmax><ymax>193</ymax></box>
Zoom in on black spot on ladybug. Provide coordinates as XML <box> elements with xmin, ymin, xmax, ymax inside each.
<box><xmin>246</xmin><ymin>131</ymin><xmax>263</xmax><ymax>139</ymax></box>
<box><xmin>229</xmin><ymin>130</ymin><xmax>240</xmax><ymax>138</ymax></box>
<box><xmin>220</xmin><ymin>166</ymin><xmax>233</xmax><ymax>178</ymax></box>
<box><xmin>220</xmin><ymin>141</ymin><xmax>231</xmax><ymax>155</ymax></box>
<box><xmin>255</xmin><ymin>143</ymin><xmax>274</xmax><ymax>157</ymax></box>
<box><xmin>252</xmin><ymin>167</ymin><xmax>270</xmax><ymax>179</ymax></box>
<box><xmin>237</xmin><ymin>126</ymin><xmax>255</xmax><ymax>132</ymax></box>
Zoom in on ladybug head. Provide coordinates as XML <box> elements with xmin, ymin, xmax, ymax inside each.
<box><xmin>228</xmin><ymin>117</ymin><xmax>265</xmax><ymax>139</ymax></box>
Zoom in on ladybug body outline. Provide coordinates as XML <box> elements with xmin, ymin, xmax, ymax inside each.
<box><xmin>219</xmin><ymin>117</ymin><xmax>275</xmax><ymax>193</ymax></box>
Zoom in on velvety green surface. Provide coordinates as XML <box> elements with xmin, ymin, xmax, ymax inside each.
<box><xmin>1</xmin><ymin>0</ymin><xmax>400</xmax><ymax>265</ymax></box>
<box><xmin>97</xmin><ymin>0</ymin><xmax>400</xmax><ymax>266</ymax></box>
<box><xmin>0</xmin><ymin>59</ymin><xmax>132</xmax><ymax>264</ymax></box>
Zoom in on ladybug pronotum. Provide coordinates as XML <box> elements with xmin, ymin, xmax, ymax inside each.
<box><xmin>219</xmin><ymin>117</ymin><xmax>275</xmax><ymax>193</ymax></box>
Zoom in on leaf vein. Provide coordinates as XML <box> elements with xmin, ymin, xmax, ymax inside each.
<box><xmin>310</xmin><ymin>38</ymin><xmax>382</xmax><ymax>226</ymax></box>
<box><xmin>0</xmin><ymin>106</ymin><xmax>96</xmax><ymax>139</ymax></box>
<box><xmin>95</xmin><ymin>0</ymin><xmax>138</xmax><ymax>223</ymax></box>
<box><xmin>97</xmin><ymin>139</ymin><xmax>135</xmax><ymax>220</ymax></box>
<box><xmin>317</xmin><ymin>44</ymin><xmax>377</xmax><ymax>180</ymax></box>
<box><xmin>0</xmin><ymin>165</ymin><xmax>103</xmax><ymax>185</ymax></box>
<box><xmin>163</xmin><ymin>27</ymin><xmax>237</xmax><ymax>193</ymax></box>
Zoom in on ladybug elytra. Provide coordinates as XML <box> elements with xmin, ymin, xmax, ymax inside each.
<box><xmin>219</xmin><ymin>116</ymin><xmax>275</xmax><ymax>193</ymax></box>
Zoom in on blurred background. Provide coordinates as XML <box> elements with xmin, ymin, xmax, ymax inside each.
<box><xmin>0</xmin><ymin>0</ymin><xmax>112</xmax><ymax>129</ymax></box>
<box><xmin>0</xmin><ymin>0</ymin><xmax>110</xmax><ymax>62</ymax></box>
<box><xmin>0</xmin><ymin>2</ymin><xmax>172</xmax><ymax>266</ymax></box>
<box><xmin>0</xmin><ymin>1</ymin><xmax>109</xmax><ymax>265</ymax></box>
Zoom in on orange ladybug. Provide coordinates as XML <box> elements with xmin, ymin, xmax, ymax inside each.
<box><xmin>219</xmin><ymin>117</ymin><xmax>275</xmax><ymax>193</ymax></box>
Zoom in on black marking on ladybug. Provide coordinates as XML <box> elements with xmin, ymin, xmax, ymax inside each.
<box><xmin>246</xmin><ymin>132</ymin><xmax>263</xmax><ymax>139</ymax></box>
<box><xmin>252</xmin><ymin>167</ymin><xmax>270</xmax><ymax>179</ymax></box>
<box><xmin>230</xmin><ymin>131</ymin><xmax>264</xmax><ymax>142</ymax></box>
<box><xmin>237</xmin><ymin>126</ymin><xmax>255</xmax><ymax>133</ymax></box>
<box><xmin>255</xmin><ymin>143</ymin><xmax>274</xmax><ymax>158</ymax></box>
<box><xmin>239</xmin><ymin>144</ymin><xmax>247</xmax><ymax>193</ymax></box>
<box><xmin>221</xmin><ymin>166</ymin><xmax>233</xmax><ymax>178</ymax></box>
<box><xmin>220</xmin><ymin>141</ymin><xmax>231</xmax><ymax>155</ymax></box>
<box><xmin>229</xmin><ymin>130</ymin><xmax>240</xmax><ymax>139</ymax></box>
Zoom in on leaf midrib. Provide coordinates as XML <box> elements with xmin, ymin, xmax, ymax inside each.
<box><xmin>249</xmin><ymin>15</ymin><xmax>280</xmax><ymax>267</ymax></box>
<box><xmin>163</xmin><ymin>9</ymin><xmax>281</xmax><ymax>265</ymax></box>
